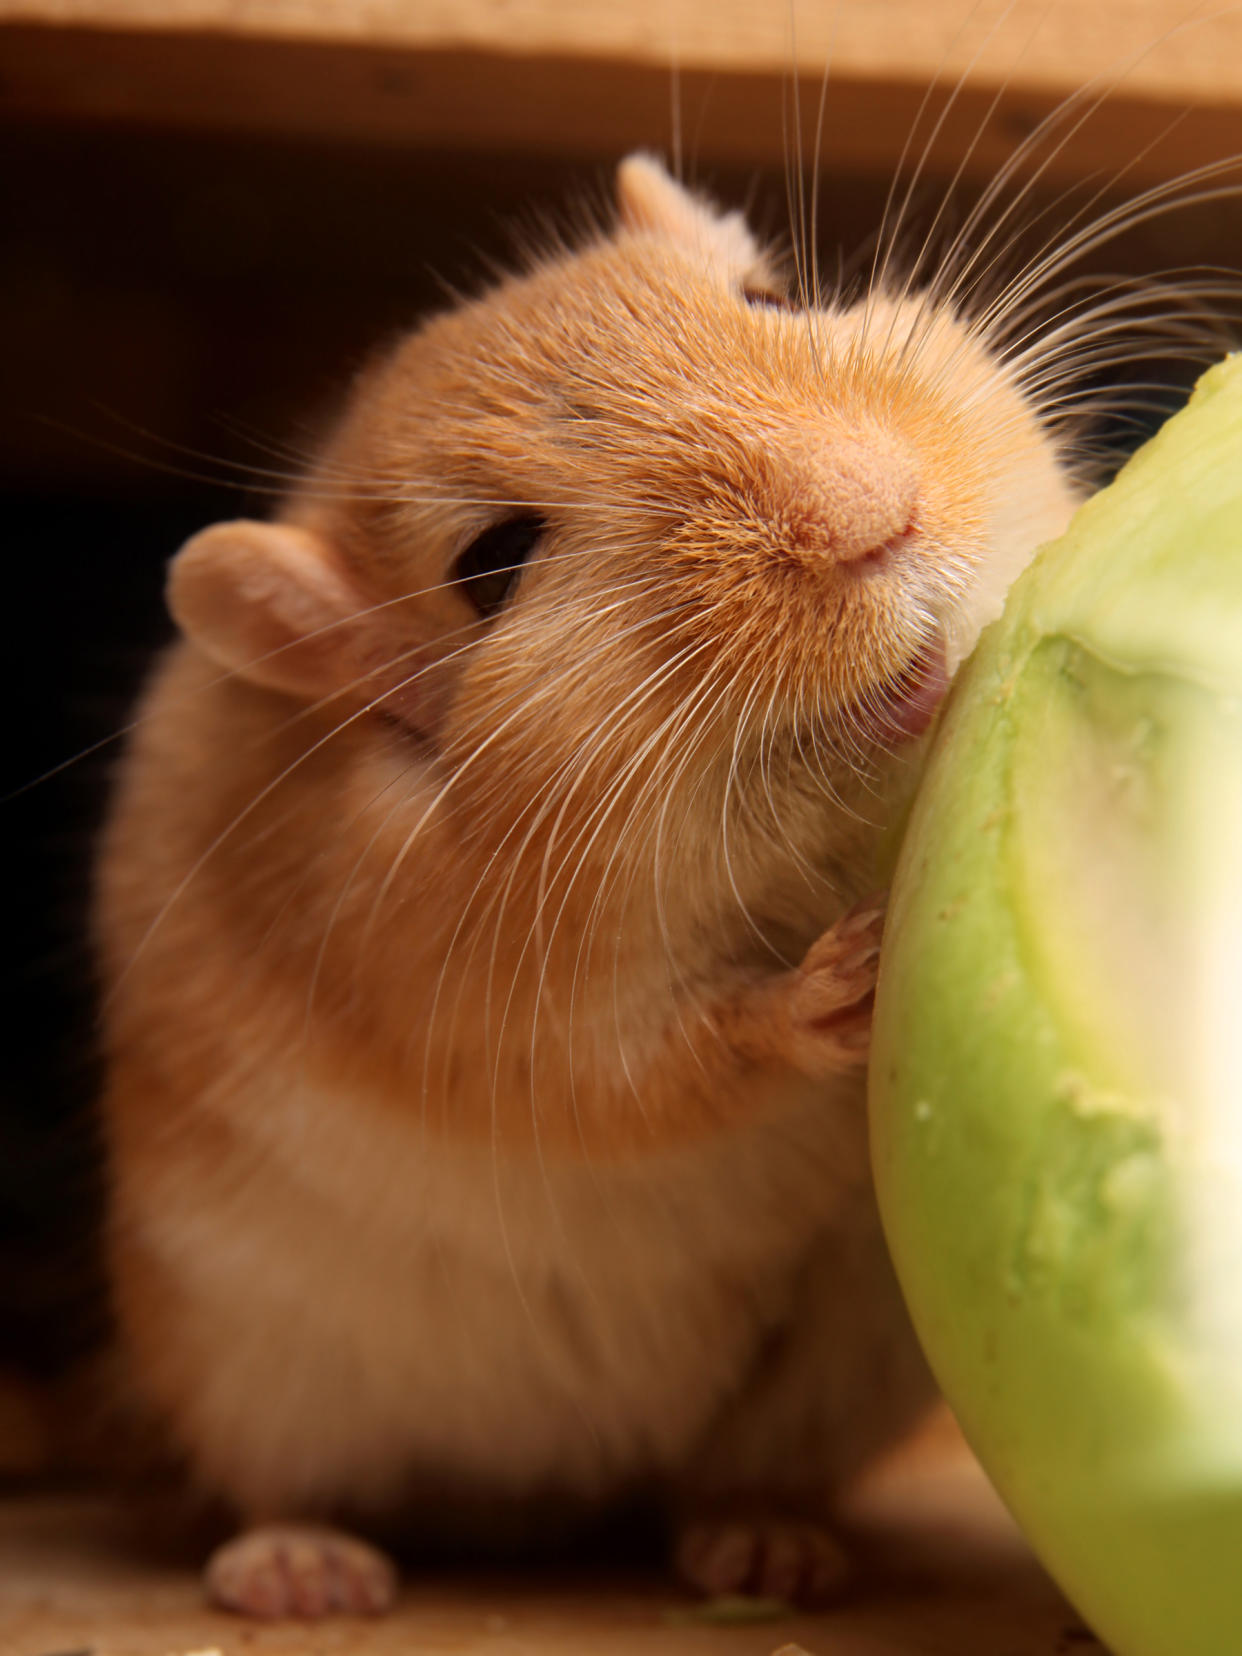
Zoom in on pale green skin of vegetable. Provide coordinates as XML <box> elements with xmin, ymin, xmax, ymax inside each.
<box><xmin>871</xmin><ymin>355</ymin><xmax>1242</xmax><ymax>1656</ymax></box>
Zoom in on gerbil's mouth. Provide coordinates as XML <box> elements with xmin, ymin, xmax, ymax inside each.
<box><xmin>860</xmin><ymin>636</ymin><xmax>949</xmax><ymax>743</ymax></box>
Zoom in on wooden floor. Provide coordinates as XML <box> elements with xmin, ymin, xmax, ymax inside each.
<box><xmin>0</xmin><ymin>1422</ymin><xmax>1099</xmax><ymax>1656</ymax></box>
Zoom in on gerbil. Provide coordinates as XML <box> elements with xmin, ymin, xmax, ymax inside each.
<box><xmin>95</xmin><ymin>154</ymin><xmax>1077</xmax><ymax>1616</ymax></box>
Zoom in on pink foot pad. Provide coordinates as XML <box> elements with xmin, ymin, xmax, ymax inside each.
<box><xmin>675</xmin><ymin>1516</ymin><xmax>851</xmax><ymax>1606</ymax></box>
<box><xmin>204</xmin><ymin>1523</ymin><xmax>398</xmax><ymax>1618</ymax></box>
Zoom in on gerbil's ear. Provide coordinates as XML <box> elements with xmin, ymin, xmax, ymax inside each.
<box><xmin>616</xmin><ymin>153</ymin><xmax>762</xmax><ymax>270</ymax></box>
<box><xmin>168</xmin><ymin>521</ymin><xmax>428</xmax><ymax>725</ymax></box>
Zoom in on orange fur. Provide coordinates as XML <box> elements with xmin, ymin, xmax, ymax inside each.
<box><xmin>95</xmin><ymin>154</ymin><xmax>1077</xmax><ymax>1599</ymax></box>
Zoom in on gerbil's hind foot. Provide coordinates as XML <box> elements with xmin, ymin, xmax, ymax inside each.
<box><xmin>674</xmin><ymin>1515</ymin><xmax>851</xmax><ymax>1606</ymax></box>
<box><xmin>205</xmin><ymin>1523</ymin><xmax>398</xmax><ymax>1618</ymax></box>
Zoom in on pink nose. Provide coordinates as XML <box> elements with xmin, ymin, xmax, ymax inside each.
<box><xmin>810</xmin><ymin>436</ymin><xmax>921</xmax><ymax>564</ymax></box>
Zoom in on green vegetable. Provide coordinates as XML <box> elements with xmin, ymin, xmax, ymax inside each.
<box><xmin>662</xmin><ymin>1594</ymin><xmax>792</xmax><ymax>1626</ymax></box>
<box><xmin>870</xmin><ymin>355</ymin><xmax>1242</xmax><ymax>1656</ymax></box>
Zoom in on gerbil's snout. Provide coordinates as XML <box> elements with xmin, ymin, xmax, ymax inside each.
<box><xmin>795</xmin><ymin>433</ymin><xmax>920</xmax><ymax>568</ymax></box>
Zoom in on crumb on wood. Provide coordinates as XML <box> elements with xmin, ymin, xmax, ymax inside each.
<box><xmin>663</xmin><ymin>1593</ymin><xmax>793</xmax><ymax>1626</ymax></box>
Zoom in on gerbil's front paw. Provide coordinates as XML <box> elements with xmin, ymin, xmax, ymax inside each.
<box><xmin>674</xmin><ymin>1515</ymin><xmax>851</xmax><ymax>1606</ymax></box>
<box><xmin>784</xmin><ymin>892</ymin><xmax>887</xmax><ymax>1072</ymax></box>
<box><xmin>205</xmin><ymin>1523</ymin><xmax>398</xmax><ymax>1618</ymax></box>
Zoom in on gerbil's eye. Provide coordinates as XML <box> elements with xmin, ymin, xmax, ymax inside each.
<box><xmin>741</xmin><ymin>284</ymin><xmax>799</xmax><ymax>312</ymax></box>
<box><xmin>453</xmin><ymin>513</ymin><xmax>545</xmax><ymax>618</ymax></box>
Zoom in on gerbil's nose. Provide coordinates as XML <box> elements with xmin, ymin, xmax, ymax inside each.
<box><xmin>807</xmin><ymin>436</ymin><xmax>920</xmax><ymax>565</ymax></box>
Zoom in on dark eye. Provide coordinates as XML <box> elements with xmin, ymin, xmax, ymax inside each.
<box><xmin>453</xmin><ymin>513</ymin><xmax>545</xmax><ymax>617</ymax></box>
<box><xmin>741</xmin><ymin>285</ymin><xmax>799</xmax><ymax>312</ymax></box>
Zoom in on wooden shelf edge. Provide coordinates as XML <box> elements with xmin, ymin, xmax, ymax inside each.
<box><xmin>4</xmin><ymin>0</ymin><xmax>1242</xmax><ymax>105</ymax></box>
<box><xmin>3</xmin><ymin>19</ymin><xmax>1242</xmax><ymax>192</ymax></box>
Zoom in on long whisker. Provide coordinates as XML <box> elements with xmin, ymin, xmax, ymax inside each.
<box><xmin>864</xmin><ymin>0</ymin><xmax>1013</xmax><ymax>344</ymax></box>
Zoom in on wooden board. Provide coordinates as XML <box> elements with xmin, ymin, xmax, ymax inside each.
<box><xmin>2</xmin><ymin>0</ymin><xmax>1242</xmax><ymax>184</ymax></box>
<box><xmin>0</xmin><ymin>1424</ymin><xmax>1104</xmax><ymax>1656</ymax></box>
<box><xmin>3</xmin><ymin>0</ymin><xmax>1241</xmax><ymax>98</ymax></box>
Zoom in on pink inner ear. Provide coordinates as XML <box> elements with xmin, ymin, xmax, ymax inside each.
<box><xmin>167</xmin><ymin>519</ymin><xmax>438</xmax><ymax>733</ymax></box>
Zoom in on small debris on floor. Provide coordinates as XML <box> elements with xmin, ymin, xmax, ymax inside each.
<box><xmin>29</xmin><ymin>1650</ymin><xmax>223</xmax><ymax>1656</ymax></box>
<box><xmin>663</xmin><ymin>1594</ymin><xmax>793</xmax><ymax>1626</ymax></box>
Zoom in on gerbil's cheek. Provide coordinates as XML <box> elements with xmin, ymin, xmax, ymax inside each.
<box><xmin>167</xmin><ymin>520</ymin><xmax>439</xmax><ymax>731</ymax></box>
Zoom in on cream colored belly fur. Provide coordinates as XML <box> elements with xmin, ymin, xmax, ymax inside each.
<box><xmin>121</xmin><ymin>1055</ymin><xmax>927</xmax><ymax>1525</ymax></box>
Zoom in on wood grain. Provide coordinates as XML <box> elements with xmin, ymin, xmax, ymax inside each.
<box><xmin>0</xmin><ymin>1421</ymin><xmax>1099</xmax><ymax>1656</ymax></box>
<box><xmin>3</xmin><ymin>0</ymin><xmax>1241</xmax><ymax>99</ymax></box>
<box><xmin>2</xmin><ymin>1</ymin><xmax>1242</xmax><ymax>185</ymax></box>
